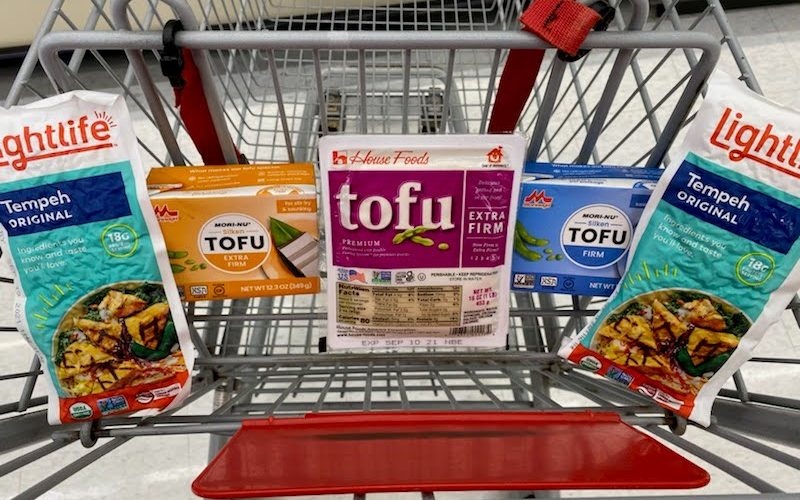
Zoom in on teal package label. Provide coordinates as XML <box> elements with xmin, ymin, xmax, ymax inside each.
<box><xmin>0</xmin><ymin>161</ymin><xmax>158</xmax><ymax>397</ymax></box>
<box><xmin>589</xmin><ymin>152</ymin><xmax>800</xmax><ymax>328</ymax></box>
<box><xmin>569</xmin><ymin>151</ymin><xmax>800</xmax><ymax>420</ymax></box>
<box><xmin>557</xmin><ymin>71</ymin><xmax>800</xmax><ymax>426</ymax></box>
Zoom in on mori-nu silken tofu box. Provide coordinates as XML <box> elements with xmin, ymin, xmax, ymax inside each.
<box><xmin>511</xmin><ymin>163</ymin><xmax>661</xmax><ymax>296</ymax></box>
<box><xmin>148</xmin><ymin>163</ymin><xmax>320</xmax><ymax>301</ymax></box>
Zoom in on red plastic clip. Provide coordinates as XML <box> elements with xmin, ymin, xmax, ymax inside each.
<box><xmin>520</xmin><ymin>0</ymin><xmax>602</xmax><ymax>57</ymax></box>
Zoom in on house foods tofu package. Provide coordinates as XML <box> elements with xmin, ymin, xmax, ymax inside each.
<box><xmin>0</xmin><ymin>91</ymin><xmax>193</xmax><ymax>424</ymax></box>
<box><xmin>148</xmin><ymin>163</ymin><xmax>320</xmax><ymax>301</ymax></box>
<box><xmin>559</xmin><ymin>72</ymin><xmax>800</xmax><ymax>425</ymax></box>
<box><xmin>319</xmin><ymin>135</ymin><xmax>524</xmax><ymax>349</ymax></box>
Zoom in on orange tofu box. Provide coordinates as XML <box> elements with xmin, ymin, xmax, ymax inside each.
<box><xmin>147</xmin><ymin>163</ymin><xmax>320</xmax><ymax>301</ymax></box>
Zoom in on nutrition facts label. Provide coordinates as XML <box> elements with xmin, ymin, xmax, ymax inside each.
<box><xmin>337</xmin><ymin>283</ymin><xmax>462</xmax><ymax>327</ymax></box>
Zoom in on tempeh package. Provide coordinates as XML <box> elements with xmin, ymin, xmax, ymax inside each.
<box><xmin>559</xmin><ymin>72</ymin><xmax>800</xmax><ymax>425</ymax></box>
<box><xmin>0</xmin><ymin>91</ymin><xmax>193</xmax><ymax>424</ymax></box>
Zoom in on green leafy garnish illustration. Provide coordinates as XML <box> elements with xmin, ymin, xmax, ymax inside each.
<box><xmin>270</xmin><ymin>217</ymin><xmax>303</xmax><ymax>248</ymax></box>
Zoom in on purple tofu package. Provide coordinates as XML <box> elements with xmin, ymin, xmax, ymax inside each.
<box><xmin>319</xmin><ymin>135</ymin><xmax>524</xmax><ymax>349</ymax></box>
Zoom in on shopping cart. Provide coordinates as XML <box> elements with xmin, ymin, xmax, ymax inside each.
<box><xmin>1</xmin><ymin>0</ymin><xmax>799</xmax><ymax>498</ymax></box>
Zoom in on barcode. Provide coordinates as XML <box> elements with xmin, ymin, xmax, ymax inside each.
<box><xmin>448</xmin><ymin>324</ymin><xmax>494</xmax><ymax>336</ymax></box>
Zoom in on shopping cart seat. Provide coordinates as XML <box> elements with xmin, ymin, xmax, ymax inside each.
<box><xmin>192</xmin><ymin>411</ymin><xmax>709</xmax><ymax>498</ymax></box>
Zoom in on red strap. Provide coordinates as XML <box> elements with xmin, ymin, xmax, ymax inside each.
<box><xmin>487</xmin><ymin>49</ymin><xmax>546</xmax><ymax>134</ymax></box>
<box><xmin>173</xmin><ymin>49</ymin><xmax>242</xmax><ymax>165</ymax></box>
<box><xmin>520</xmin><ymin>0</ymin><xmax>601</xmax><ymax>57</ymax></box>
<box><xmin>488</xmin><ymin>0</ymin><xmax>601</xmax><ymax>134</ymax></box>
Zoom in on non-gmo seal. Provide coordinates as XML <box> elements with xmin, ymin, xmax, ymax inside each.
<box><xmin>69</xmin><ymin>402</ymin><xmax>93</xmax><ymax>420</ymax></box>
<box><xmin>579</xmin><ymin>355</ymin><xmax>602</xmax><ymax>371</ymax></box>
<box><xmin>561</xmin><ymin>204</ymin><xmax>632</xmax><ymax>269</ymax></box>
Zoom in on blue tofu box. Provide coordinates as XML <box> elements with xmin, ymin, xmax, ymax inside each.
<box><xmin>511</xmin><ymin>163</ymin><xmax>663</xmax><ymax>296</ymax></box>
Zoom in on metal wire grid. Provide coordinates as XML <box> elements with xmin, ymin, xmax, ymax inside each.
<box><xmin>0</xmin><ymin>1</ymin><xmax>762</xmax><ymax>167</ymax></box>
<box><xmin>191</xmin><ymin>0</ymin><xmax>755</xmax><ymax>169</ymax></box>
<box><xmin>29</xmin><ymin>354</ymin><xmax>800</xmax><ymax>496</ymax></box>
<box><xmin>6</xmin><ymin>0</ymin><xmax>526</xmax><ymax>166</ymax></box>
<box><xmin>0</xmin><ymin>0</ymin><xmax>798</xmax><ymax>498</ymax></box>
<box><xmin>184</xmin><ymin>291</ymin><xmax>591</xmax><ymax>355</ymax></box>
<box><xmin>198</xmin><ymin>1</ymin><xmax>582</xmax><ymax>164</ymax></box>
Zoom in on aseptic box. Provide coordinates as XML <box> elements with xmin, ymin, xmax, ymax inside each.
<box><xmin>148</xmin><ymin>163</ymin><xmax>320</xmax><ymax>301</ymax></box>
<box><xmin>511</xmin><ymin>164</ymin><xmax>661</xmax><ymax>296</ymax></box>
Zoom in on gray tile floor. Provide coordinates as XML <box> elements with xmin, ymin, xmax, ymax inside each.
<box><xmin>1</xmin><ymin>2</ymin><xmax>800</xmax><ymax>499</ymax></box>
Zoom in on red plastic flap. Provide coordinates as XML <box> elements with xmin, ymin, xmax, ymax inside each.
<box><xmin>192</xmin><ymin>411</ymin><xmax>709</xmax><ymax>498</ymax></box>
<box><xmin>486</xmin><ymin>49</ymin><xmax>546</xmax><ymax>134</ymax></box>
<box><xmin>519</xmin><ymin>0</ymin><xmax>601</xmax><ymax>56</ymax></box>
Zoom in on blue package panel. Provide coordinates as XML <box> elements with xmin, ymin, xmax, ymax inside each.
<box><xmin>512</xmin><ymin>167</ymin><xmax>658</xmax><ymax>297</ymax></box>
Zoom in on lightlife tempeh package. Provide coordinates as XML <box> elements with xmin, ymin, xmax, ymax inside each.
<box><xmin>148</xmin><ymin>163</ymin><xmax>320</xmax><ymax>301</ymax></box>
<box><xmin>319</xmin><ymin>135</ymin><xmax>524</xmax><ymax>349</ymax></box>
<box><xmin>559</xmin><ymin>72</ymin><xmax>800</xmax><ymax>425</ymax></box>
<box><xmin>0</xmin><ymin>91</ymin><xmax>193</xmax><ymax>424</ymax></box>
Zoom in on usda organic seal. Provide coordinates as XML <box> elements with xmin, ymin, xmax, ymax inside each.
<box><xmin>579</xmin><ymin>356</ymin><xmax>602</xmax><ymax>371</ymax></box>
<box><xmin>561</xmin><ymin>204</ymin><xmax>632</xmax><ymax>269</ymax></box>
<box><xmin>69</xmin><ymin>402</ymin><xmax>93</xmax><ymax>420</ymax></box>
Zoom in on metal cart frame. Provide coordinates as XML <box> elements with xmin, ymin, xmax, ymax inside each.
<box><xmin>0</xmin><ymin>0</ymin><xmax>799</xmax><ymax>498</ymax></box>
